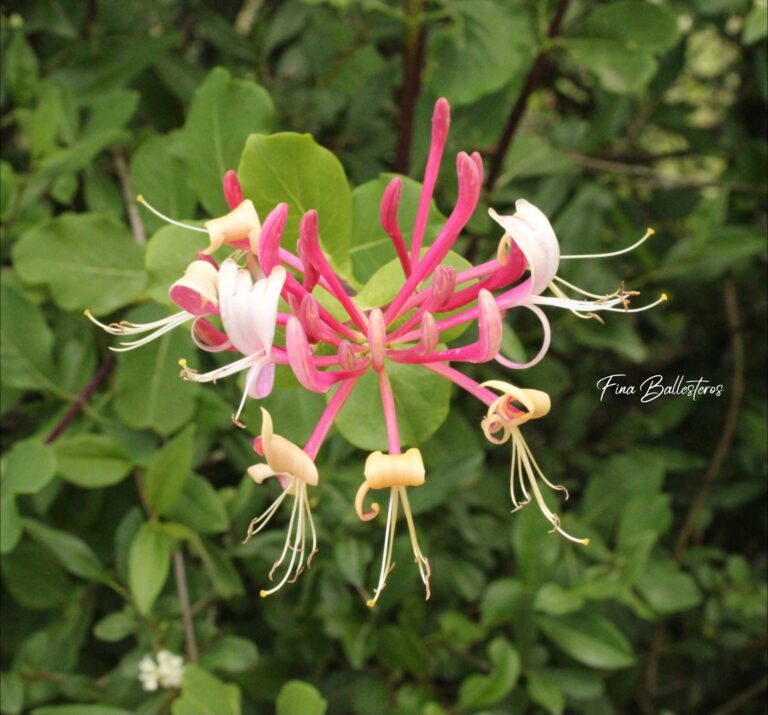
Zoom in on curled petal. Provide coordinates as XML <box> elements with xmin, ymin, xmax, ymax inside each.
<box><xmin>489</xmin><ymin>200</ymin><xmax>560</xmax><ymax>295</ymax></box>
<box><xmin>481</xmin><ymin>380</ymin><xmax>551</xmax><ymax>426</ymax></box>
<box><xmin>247</xmin><ymin>464</ymin><xmax>292</xmax><ymax>491</ymax></box>
<box><xmin>247</xmin><ymin>361</ymin><xmax>275</xmax><ymax>399</ymax></box>
<box><xmin>259</xmin><ymin>408</ymin><xmax>319</xmax><ymax>485</ymax></box>
<box><xmin>204</xmin><ymin>200</ymin><xmax>261</xmax><ymax>255</ymax></box>
<box><xmin>191</xmin><ymin>317</ymin><xmax>232</xmax><ymax>352</ymax></box>
<box><xmin>169</xmin><ymin>260</ymin><xmax>219</xmax><ymax>315</ymax></box>
<box><xmin>355</xmin><ymin>482</ymin><xmax>380</xmax><ymax>521</ymax></box>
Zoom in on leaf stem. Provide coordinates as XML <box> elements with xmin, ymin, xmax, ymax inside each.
<box><xmin>173</xmin><ymin>550</ymin><xmax>199</xmax><ymax>662</ymax></box>
<box><xmin>113</xmin><ymin>150</ymin><xmax>146</xmax><ymax>245</ymax></box>
<box><xmin>674</xmin><ymin>274</ymin><xmax>745</xmax><ymax>561</ymax></box>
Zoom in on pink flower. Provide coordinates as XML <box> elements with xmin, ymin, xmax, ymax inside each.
<box><xmin>90</xmin><ymin>104</ymin><xmax>664</xmax><ymax>604</ymax></box>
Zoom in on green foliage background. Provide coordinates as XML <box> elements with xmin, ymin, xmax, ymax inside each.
<box><xmin>1</xmin><ymin>1</ymin><xmax>766</xmax><ymax>714</ymax></box>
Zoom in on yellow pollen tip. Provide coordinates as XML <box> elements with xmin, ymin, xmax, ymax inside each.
<box><xmin>661</xmin><ymin>293</ymin><xmax>668</xmax><ymax>302</ymax></box>
<box><xmin>581</xmin><ymin>538</ymin><xmax>590</xmax><ymax>546</ymax></box>
<box><xmin>366</xmin><ymin>599</ymin><xmax>376</xmax><ymax>608</ymax></box>
<box><xmin>259</xmin><ymin>590</ymin><xmax>268</xmax><ymax>598</ymax></box>
<box><xmin>647</xmin><ymin>227</ymin><xmax>655</xmax><ymax>236</ymax></box>
<box><xmin>178</xmin><ymin>358</ymin><xmax>187</xmax><ymax>367</ymax></box>
<box><xmin>83</xmin><ymin>309</ymin><xmax>91</xmax><ymax>317</ymax></box>
<box><xmin>136</xmin><ymin>194</ymin><xmax>145</xmax><ymax>204</ymax></box>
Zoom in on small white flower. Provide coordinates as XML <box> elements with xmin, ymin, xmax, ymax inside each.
<box><xmin>156</xmin><ymin>649</ymin><xmax>184</xmax><ymax>688</ymax></box>
<box><xmin>137</xmin><ymin>650</ymin><xmax>184</xmax><ymax>691</ymax></box>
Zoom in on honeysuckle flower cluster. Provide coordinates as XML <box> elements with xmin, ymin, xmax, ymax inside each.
<box><xmin>90</xmin><ymin>98</ymin><xmax>664</xmax><ymax>605</ymax></box>
<box><xmin>138</xmin><ymin>650</ymin><xmax>184</xmax><ymax>691</ymax></box>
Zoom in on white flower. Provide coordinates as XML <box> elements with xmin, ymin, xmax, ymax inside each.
<box><xmin>138</xmin><ymin>650</ymin><xmax>184</xmax><ymax>691</ymax></box>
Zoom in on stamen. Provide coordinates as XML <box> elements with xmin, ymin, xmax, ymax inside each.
<box><xmin>367</xmin><ymin>487</ymin><xmax>399</xmax><ymax>608</ymax></box>
<box><xmin>136</xmin><ymin>195</ymin><xmax>207</xmax><ymax>233</ymax></box>
<box><xmin>510</xmin><ymin>430</ymin><xmax>588</xmax><ymax>545</ymax></box>
<box><xmin>179</xmin><ymin>352</ymin><xmax>264</xmax><ymax>383</ymax></box>
<box><xmin>399</xmin><ymin>486</ymin><xmax>430</xmax><ymax>600</ymax></box>
<box><xmin>561</xmin><ymin>228</ymin><xmax>654</xmax><ymax>260</ymax></box>
<box><xmin>243</xmin><ymin>483</ymin><xmax>292</xmax><ymax>542</ymax></box>
<box><xmin>261</xmin><ymin>482</ymin><xmax>306</xmax><ymax>596</ymax></box>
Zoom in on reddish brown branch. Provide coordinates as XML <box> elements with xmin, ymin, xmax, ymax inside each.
<box><xmin>394</xmin><ymin>0</ymin><xmax>426</xmax><ymax>174</ymax></box>
<box><xmin>484</xmin><ymin>0</ymin><xmax>572</xmax><ymax>193</ymax></box>
<box><xmin>45</xmin><ymin>355</ymin><xmax>116</xmax><ymax>444</ymax></box>
<box><xmin>674</xmin><ymin>275</ymin><xmax>745</xmax><ymax>561</ymax></box>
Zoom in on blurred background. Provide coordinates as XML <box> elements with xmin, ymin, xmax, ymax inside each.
<box><xmin>1</xmin><ymin>1</ymin><xmax>766</xmax><ymax>714</ymax></box>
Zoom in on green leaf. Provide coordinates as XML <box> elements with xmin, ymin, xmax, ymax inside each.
<box><xmin>113</xmin><ymin>305</ymin><xmax>200</xmax><ymax>435</ymax></box>
<box><xmin>536</xmin><ymin>667</ymin><xmax>605</xmax><ymax>700</ymax></box>
<box><xmin>171</xmin><ymin>665</ymin><xmax>242</xmax><ymax>715</ymax></box>
<box><xmin>24</xmin><ymin>519</ymin><xmax>110</xmax><ymax>583</ymax></box>
<box><xmin>200</xmin><ymin>636</ymin><xmax>258</xmax><ymax>673</ymax></box>
<box><xmin>128</xmin><ymin>522</ymin><xmax>173</xmax><ymax>614</ymax></box>
<box><xmin>427</xmin><ymin>1</ymin><xmax>534</xmax><ymax>106</ymax></box>
<box><xmin>275</xmin><ymin>680</ymin><xmax>328</xmax><ymax>715</ymax></box>
<box><xmin>0</xmin><ymin>282</ymin><xmax>56</xmax><ymax>392</ymax></box>
<box><xmin>144</xmin><ymin>426</ymin><xmax>194</xmax><ymax>515</ymax></box>
<box><xmin>1</xmin><ymin>439</ymin><xmax>56</xmax><ymax>495</ymax></box>
<box><xmin>527</xmin><ymin>670</ymin><xmax>565</xmax><ymax>715</ymax></box>
<box><xmin>585</xmin><ymin>1</ymin><xmax>680</xmax><ymax>52</ymax></box>
<box><xmin>193</xmin><ymin>538</ymin><xmax>244</xmax><ymax>599</ymax></box>
<box><xmin>0</xmin><ymin>671</ymin><xmax>24</xmax><ymax>715</ymax></box>
<box><xmin>81</xmin><ymin>89</ymin><xmax>139</xmax><ymax>136</ymax></box>
<box><xmin>349</xmin><ymin>174</ymin><xmax>446</xmax><ymax>284</ymax></box>
<box><xmin>636</xmin><ymin>561</ymin><xmax>702</xmax><ymax>614</ymax></box>
<box><xmin>238</xmin><ymin>132</ymin><xmax>352</xmax><ymax>277</ymax></box>
<box><xmin>334</xmin><ymin>538</ymin><xmax>373</xmax><ymax>586</ymax></box>
<box><xmin>534</xmin><ymin>582</ymin><xmax>586</xmax><ymax>615</ymax></box>
<box><xmin>1</xmin><ymin>541</ymin><xmax>72</xmax><ymax>609</ymax></box>
<box><xmin>131</xmin><ymin>133</ymin><xmax>198</xmax><ymax>235</ymax></box>
<box><xmin>536</xmin><ymin>613</ymin><xmax>636</xmax><ymax>669</ymax></box>
<box><xmin>93</xmin><ymin>610</ymin><xmax>136</xmax><ymax>642</ymax></box>
<box><xmin>457</xmin><ymin>637</ymin><xmax>521</xmax><ymax>711</ymax></box>
<box><xmin>512</xmin><ymin>503</ymin><xmax>562</xmax><ymax>587</ymax></box>
<box><xmin>12</xmin><ymin>213</ymin><xmax>146</xmax><ymax>315</ymax></box>
<box><xmin>438</xmin><ymin>611</ymin><xmax>486</xmax><ymax>649</ymax></box>
<box><xmin>180</xmin><ymin>67</ymin><xmax>274</xmax><ymax>216</ymax></box>
<box><xmin>481</xmin><ymin>578</ymin><xmax>525</xmax><ymax>627</ymax></box>
<box><xmin>54</xmin><ymin>434</ymin><xmax>132</xmax><ymax>489</ymax></box>
<box><xmin>144</xmin><ymin>224</ymin><xmax>209</xmax><ymax>305</ymax></box>
<box><xmin>0</xmin><ymin>494</ymin><xmax>22</xmax><ymax>554</ymax></box>
<box><xmin>32</xmin><ymin>706</ymin><xmax>135</xmax><ymax>715</ymax></box>
<box><xmin>35</xmin><ymin>129</ymin><xmax>128</xmax><ymax>182</ymax></box>
<box><xmin>4</xmin><ymin>30</ymin><xmax>39</xmax><ymax>106</ymax></box>
<box><xmin>165</xmin><ymin>475</ymin><xmax>229</xmax><ymax>534</ymax></box>
<box><xmin>21</xmin><ymin>85</ymin><xmax>63</xmax><ymax>159</ymax></box>
<box><xmin>565</xmin><ymin>39</ymin><xmax>658</xmax><ymax>93</ymax></box>
<box><xmin>744</xmin><ymin>2</ymin><xmax>768</xmax><ymax>44</ymax></box>
<box><xmin>334</xmin><ymin>362</ymin><xmax>451</xmax><ymax>450</ymax></box>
